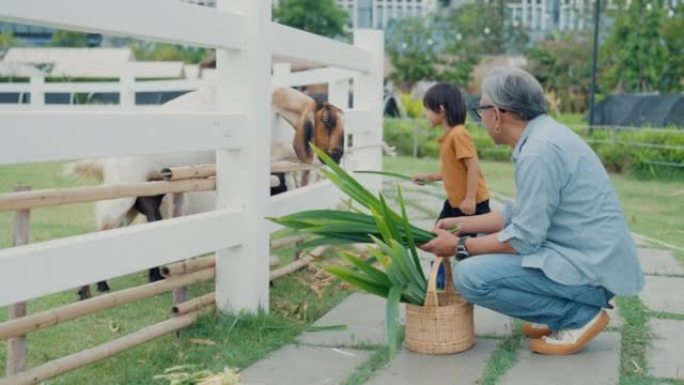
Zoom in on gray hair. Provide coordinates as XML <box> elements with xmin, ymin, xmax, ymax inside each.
<box><xmin>481</xmin><ymin>67</ymin><xmax>547</xmax><ymax>121</ymax></box>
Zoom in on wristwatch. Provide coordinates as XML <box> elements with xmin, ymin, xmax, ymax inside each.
<box><xmin>455</xmin><ymin>236</ymin><xmax>471</xmax><ymax>261</ymax></box>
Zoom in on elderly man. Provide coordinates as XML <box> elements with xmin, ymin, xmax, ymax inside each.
<box><xmin>420</xmin><ymin>67</ymin><xmax>644</xmax><ymax>355</ymax></box>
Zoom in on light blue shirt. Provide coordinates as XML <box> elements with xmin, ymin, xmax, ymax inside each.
<box><xmin>498</xmin><ymin>115</ymin><xmax>645</xmax><ymax>296</ymax></box>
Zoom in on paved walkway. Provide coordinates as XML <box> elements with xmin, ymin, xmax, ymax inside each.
<box><xmin>241</xmin><ymin>182</ymin><xmax>684</xmax><ymax>384</ymax></box>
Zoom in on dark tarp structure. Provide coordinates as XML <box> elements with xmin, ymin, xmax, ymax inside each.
<box><xmin>593</xmin><ymin>94</ymin><xmax>684</xmax><ymax>127</ymax></box>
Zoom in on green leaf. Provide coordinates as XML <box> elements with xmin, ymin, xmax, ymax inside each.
<box><xmin>355</xmin><ymin>170</ymin><xmax>441</xmax><ymax>186</ymax></box>
<box><xmin>370</xmin><ymin>206</ymin><xmax>394</xmax><ymax>243</ymax></box>
<box><xmin>298</xmin><ymin>236</ymin><xmax>360</xmax><ymax>249</ymax></box>
<box><xmin>386</xmin><ymin>285</ymin><xmax>404</xmax><ymax>358</ymax></box>
<box><xmin>397</xmin><ymin>185</ymin><xmax>426</xmax><ymax>284</ymax></box>
<box><xmin>378</xmin><ymin>193</ymin><xmax>401</xmax><ymax>241</ymax></box>
<box><xmin>343</xmin><ymin>252</ymin><xmax>392</xmax><ymax>287</ymax></box>
<box><xmin>306</xmin><ymin>324</ymin><xmax>348</xmax><ymax>332</ymax></box>
<box><xmin>312</xmin><ymin>145</ymin><xmax>381</xmax><ymax>211</ymax></box>
<box><xmin>325</xmin><ymin>266</ymin><xmax>391</xmax><ymax>298</ymax></box>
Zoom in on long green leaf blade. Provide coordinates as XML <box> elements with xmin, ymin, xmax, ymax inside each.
<box><xmin>386</xmin><ymin>285</ymin><xmax>404</xmax><ymax>358</ymax></box>
<box><xmin>397</xmin><ymin>185</ymin><xmax>426</xmax><ymax>283</ymax></box>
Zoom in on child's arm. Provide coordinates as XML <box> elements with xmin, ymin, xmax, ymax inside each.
<box><xmin>459</xmin><ymin>157</ymin><xmax>480</xmax><ymax>214</ymax></box>
<box><xmin>412</xmin><ymin>172</ymin><xmax>442</xmax><ymax>185</ymax></box>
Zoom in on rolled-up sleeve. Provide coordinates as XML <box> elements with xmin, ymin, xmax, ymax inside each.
<box><xmin>500</xmin><ymin>200</ymin><xmax>516</xmax><ymax>227</ymax></box>
<box><xmin>497</xmin><ymin>154</ymin><xmax>561</xmax><ymax>254</ymax></box>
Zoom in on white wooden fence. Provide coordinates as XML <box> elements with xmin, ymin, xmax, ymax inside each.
<box><xmin>0</xmin><ymin>77</ymin><xmax>209</xmax><ymax>109</ymax></box>
<box><xmin>0</xmin><ymin>0</ymin><xmax>383</xmax><ymax>314</ymax></box>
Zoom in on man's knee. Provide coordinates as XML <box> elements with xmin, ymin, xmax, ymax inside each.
<box><xmin>453</xmin><ymin>257</ymin><xmax>490</xmax><ymax>301</ymax></box>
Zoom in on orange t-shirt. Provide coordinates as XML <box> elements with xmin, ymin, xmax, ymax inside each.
<box><xmin>438</xmin><ymin>125</ymin><xmax>490</xmax><ymax>207</ymax></box>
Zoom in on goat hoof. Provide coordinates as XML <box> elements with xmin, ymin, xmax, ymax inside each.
<box><xmin>97</xmin><ymin>281</ymin><xmax>110</xmax><ymax>293</ymax></box>
<box><xmin>77</xmin><ymin>288</ymin><xmax>92</xmax><ymax>301</ymax></box>
<box><xmin>149</xmin><ymin>268</ymin><xmax>165</xmax><ymax>282</ymax></box>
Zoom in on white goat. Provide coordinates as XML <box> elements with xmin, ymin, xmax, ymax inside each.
<box><xmin>68</xmin><ymin>85</ymin><xmax>345</xmax><ymax>299</ymax></box>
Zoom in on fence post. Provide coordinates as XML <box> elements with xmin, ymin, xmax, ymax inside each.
<box><xmin>328</xmin><ymin>71</ymin><xmax>350</xmax><ymax>110</ymax></box>
<box><xmin>170</xmin><ymin>193</ymin><xmax>187</xmax><ymax>310</ymax></box>
<box><xmin>272</xmin><ymin>62</ymin><xmax>291</xmax><ymax>83</ymax></box>
<box><xmin>120</xmin><ymin>70</ymin><xmax>135</xmax><ymax>108</ymax></box>
<box><xmin>6</xmin><ymin>186</ymin><xmax>30</xmax><ymax>376</ymax></box>
<box><xmin>214</xmin><ymin>0</ymin><xmax>271</xmax><ymax>313</ymax></box>
<box><xmin>29</xmin><ymin>76</ymin><xmax>44</xmax><ymax>107</ymax></box>
<box><xmin>352</xmin><ymin>29</ymin><xmax>384</xmax><ymax>192</ymax></box>
<box><xmin>329</xmin><ymin>70</ymin><xmax>351</xmax><ymax>162</ymax></box>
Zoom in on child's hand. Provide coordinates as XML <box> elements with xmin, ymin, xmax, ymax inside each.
<box><xmin>459</xmin><ymin>197</ymin><xmax>476</xmax><ymax>215</ymax></box>
<box><xmin>412</xmin><ymin>174</ymin><xmax>429</xmax><ymax>186</ymax></box>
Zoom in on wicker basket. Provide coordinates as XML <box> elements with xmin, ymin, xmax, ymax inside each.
<box><xmin>405</xmin><ymin>256</ymin><xmax>475</xmax><ymax>355</ymax></box>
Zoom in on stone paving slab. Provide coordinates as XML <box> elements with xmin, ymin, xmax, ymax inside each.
<box><xmin>500</xmin><ymin>332</ymin><xmax>621</xmax><ymax>385</ymax></box>
<box><xmin>631</xmin><ymin>233</ymin><xmax>653</xmax><ymax>247</ymax></box>
<box><xmin>364</xmin><ymin>339</ymin><xmax>498</xmax><ymax>385</ymax></box>
<box><xmin>637</xmin><ymin>248</ymin><xmax>684</xmax><ymax>275</ymax></box>
<box><xmin>401</xmin><ymin>205</ymin><xmax>435</xmax><ymax>220</ymax></box>
<box><xmin>641</xmin><ymin>276</ymin><xmax>684</xmax><ymax>314</ymax></box>
<box><xmin>647</xmin><ymin>318</ymin><xmax>684</xmax><ymax>379</ymax></box>
<box><xmin>240</xmin><ymin>345</ymin><xmax>371</xmax><ymax>385</ymax></box>
<box><xmin>475</xmin><ymin>306</ymin><xmax>513</xmax><ymax>338</ymax></box>
<box><xmin>606</xmin><ymin>304</ymin><xmax>623</xmax><ymax>329</ymax></box>
<box><xmin>297</xmin><ymin>293</ymin><xmax>404</xmax><ymax>347</ymax></box>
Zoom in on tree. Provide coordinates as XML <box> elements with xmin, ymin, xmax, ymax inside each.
<box><xmin>439</xmin><ymin>50</ymin><xmax>480</xmax><ymax>90</ymax></box>
<box><xmin>600</xmin><ymin>0</ymin><xmax>682</xmax><ymax>93</ymax></box>
<box><xmin>526</xmin><ymin>32</ymin><xmax>593</xmax><ymax>113</ymax></box>
<box><xmin>657</xmin><ymin>5</ymin><xmax>684</xmax><ymax>91</ymax></box>
<box><xmin>131</xmin><ymin>41</ymin><xmax>207</xmax><ymax>63</ymax></box>
<box><xmin>48</xmin><ymin>31</ymin><xmax>100</xmax><ymax>47</ymax></box>
<box><xmin>0</xmin><ymin>31</ymin><xmax>15</xmax><ymax>48</ymax></box>
<box><xmin>386</xmin><ymin>18</ymin><xmax>440</xmax><ymax>92</ymax></box>
<box><xmin>432</xmin><ymin>15</ymin><xmax>482</xmax><ymax>89</ymax></box>
<box><xmin>273</xmin><ymin>0</ymin><xmax>349</xmax><ymax>39</ymax></box>
<box><xmin>386</xmin><ymin>14</ymin><xmax>484</xmax><ymax>93</ymax></box>
<box><xmin>442</xmin><ymin>0</ymin><xmax>530</xmax><ymax>55</ymax></box>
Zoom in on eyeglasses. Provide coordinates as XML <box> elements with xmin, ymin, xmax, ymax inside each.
<box><xmin>472</xmin><ymin>104</ymin><xmax>505</xmax><ymax>120</ymax></box>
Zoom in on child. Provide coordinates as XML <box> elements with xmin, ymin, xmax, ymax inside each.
<box><xmin>413</xmin><ymin>82</ymin><xmax>491</xmax><ymax>232</ymax></box>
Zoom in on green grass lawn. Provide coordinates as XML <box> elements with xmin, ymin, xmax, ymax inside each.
<box><xmin>0</xmin><ymin>162</ymin><xmax>97</xmax><ymax>248</ymax></box>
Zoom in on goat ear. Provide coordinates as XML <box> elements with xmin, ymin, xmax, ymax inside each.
<box><xmin>329</xmin><ymin>104</ymin><xmax>344</xmax><ymax>114</ymax></box>
<box><xmin>293</xmin><ymin>116</ymin><xmax>315</xmax><ymax>164</ymax></box>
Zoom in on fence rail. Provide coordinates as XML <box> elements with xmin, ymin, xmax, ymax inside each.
<box><xmin>0</xmin><ymin>111</ymin><xmax>245</xmax><ymax>165</ymax></box>
<box><xmin>271</xmin><ymin>23</ymin><xmax>373</xmax><ymax>72</ymax></box>
<box><xmin>2</xmin><ymin>0</ymin><xmax>246</xmax><ymax>49</ymax></box>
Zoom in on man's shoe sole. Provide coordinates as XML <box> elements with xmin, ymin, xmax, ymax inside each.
<box><xmin>522</xmin><ymin>323</ymin><xmax>553</xmax><ymax>339</ymax></box>
<box><xmin>528</xmin><ymin>310</ymin><xmax>610</xmax><ymax>355</ymax></box>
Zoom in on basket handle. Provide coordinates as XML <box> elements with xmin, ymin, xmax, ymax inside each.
<box><xmin>423</xmin><ymin>256</ymin><xmax>456</xmax><ymax>308</ymax></box>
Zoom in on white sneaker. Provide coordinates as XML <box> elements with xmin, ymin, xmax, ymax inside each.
<box><xmin>529</xmin><ymin>310</ymin><xmax>610</xmax><ymax>355</ymax></box>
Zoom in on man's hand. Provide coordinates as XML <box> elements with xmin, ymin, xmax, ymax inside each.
<box><xmin>459</xmin><ymin>197</ymin><xmax>476</xmax><ymax>215</ymax></box>
<box><xmin>435</xmin><ymin>217</ymin><xmax>464</xmax><ymax>234</ymax></box>
<box><xmin>419</xmin><ymin>229</ymin><xmax>459</xmax><ymax>257</ymax></box>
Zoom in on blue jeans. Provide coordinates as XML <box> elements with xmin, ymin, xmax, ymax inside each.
<box><xmin>453</xmin><ymin>254</ymin><xmax>613</xmax><ymax>331</ymax></box>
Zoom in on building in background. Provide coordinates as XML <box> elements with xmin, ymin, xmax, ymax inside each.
<box><xmin>337</xmin><ymin>0</ymin><xmax>440</xmax><ymax>29</ymax></box>
<box><xmin>271</xmin><ymin>0</ymin><xmax>440</xmax><ymax>29</ymax></box>
<box><xmin>507</xmin><ymin>0</ymin><xmax>681</xmax><ymax>38</ymax></box>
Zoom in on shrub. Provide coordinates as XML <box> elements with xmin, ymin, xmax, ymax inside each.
<box><xmin>383</xmin><ymin>117</ymin><xmax>684</xmax><ymax>179</ymax></box>
<box><xmin>383</xmin><ymin>118</ymin><xmax>510</xmax><ymax>160</ymax></box>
